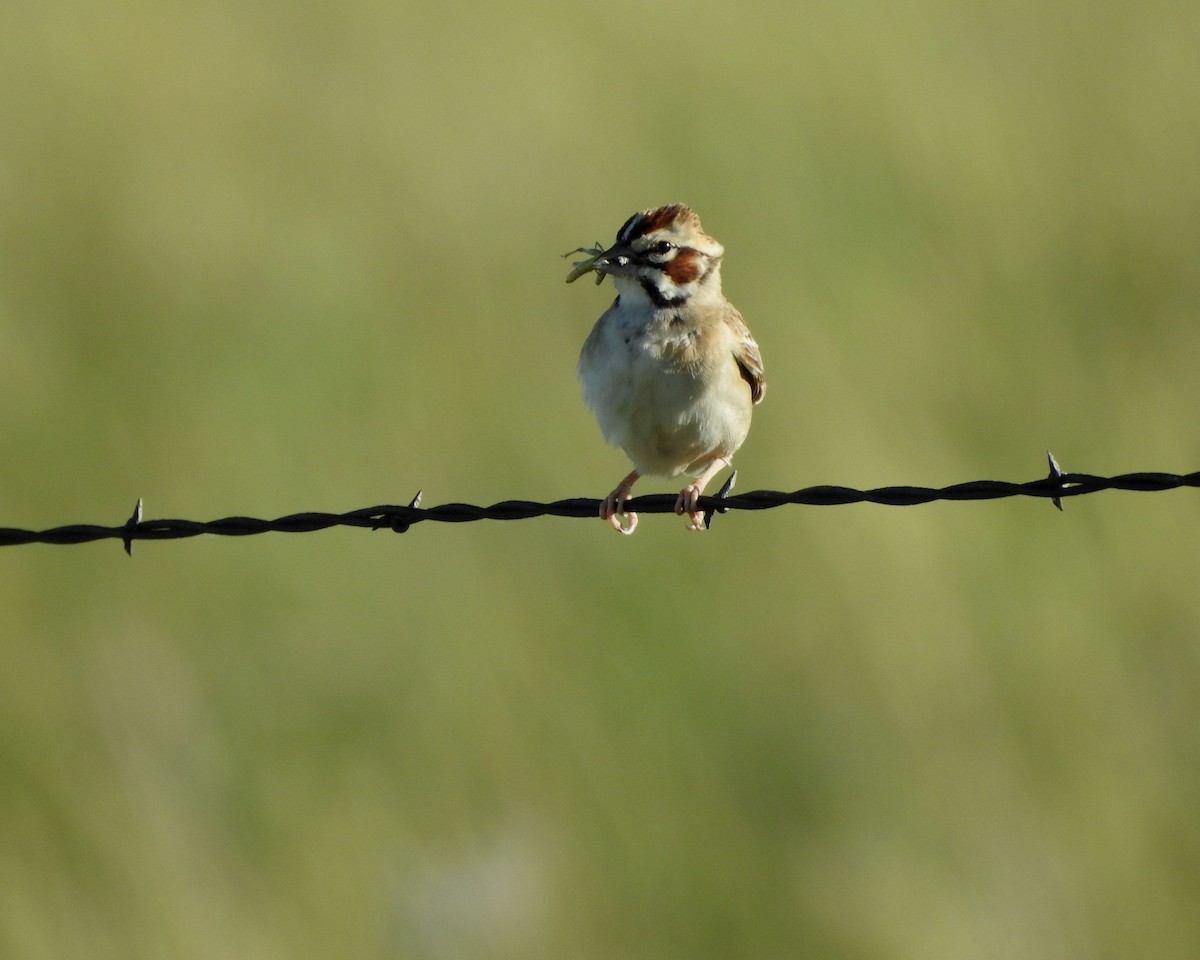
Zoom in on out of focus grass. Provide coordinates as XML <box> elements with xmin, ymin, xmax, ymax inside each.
<box><xmin>2</xmin><ymin>2</ymin><xmax>1199</xmax><ymax>958</ymax></box>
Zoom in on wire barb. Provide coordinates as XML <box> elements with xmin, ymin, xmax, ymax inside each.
<box><xmin>1</xmin><ymin>459</ymin><xmax>1196</xmax><ymax>549</ymax></box>
<box><xmin>703</xmin><ymin>469</ymin><xmax>737</xmax><ymax>530</ymax></box>
<box><xmin>122</xmin><ymin>498</ymin><xmax>143</xmax><ymax>556</ymax></box>
<box><xmin>372</xmin><ymin>490</ymin><xmax>423</xmax><ymax>534</ymax></box>
<box><xmin>1046</xmin><ymin>451</ymin><xmax>1066</xmax><ymax>511</ymax></box>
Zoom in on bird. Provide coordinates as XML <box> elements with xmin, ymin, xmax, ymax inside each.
<box><xmin>569</xmin><ymin>204</ymin><xmax>765</xmax><ymax>534</ymax></box>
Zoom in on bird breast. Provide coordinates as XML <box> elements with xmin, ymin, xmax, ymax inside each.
<box><xmin>578</xmin><ymin>304</ymin><xmax>753</xmax><ymax>478</ymax></box>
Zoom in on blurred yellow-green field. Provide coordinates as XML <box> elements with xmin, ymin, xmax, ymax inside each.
<box><xmin>2</xmin><ymin>2</ymin><xmax>1199</xmax><ymax>957</ymax></box>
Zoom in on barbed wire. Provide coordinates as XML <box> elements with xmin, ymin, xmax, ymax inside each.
<box><xmin>1</xmin><ymin>454</ymin><xmax>1196</xmax><ymax>553</ymax></box>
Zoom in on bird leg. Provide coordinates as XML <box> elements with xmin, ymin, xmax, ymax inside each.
<box><xmin>675</xmin><ymin>458</ymin><xmax>730</xmax><ymax>531</ymax></box>
<box><xmin>600</xmin><ymin>469</ymin><xmax>640</xmax><ymax>535</ymax></box>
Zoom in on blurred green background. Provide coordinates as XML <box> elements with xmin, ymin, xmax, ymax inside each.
<box><xmin>2</xmin><ymin>1</ymin><xmax>1199</xmax><ymax>957</ymax></box>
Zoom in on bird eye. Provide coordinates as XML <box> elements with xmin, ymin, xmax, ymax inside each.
<box><xmin>651</xmin><ymin>240</ymin><xmax>674</xmax><ymax>256</ymax></box>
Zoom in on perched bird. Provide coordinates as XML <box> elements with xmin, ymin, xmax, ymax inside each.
<box><xmin>570</xmin><ymin>204</ymin><xmax>765</xmax><ymax>534</ymax></box>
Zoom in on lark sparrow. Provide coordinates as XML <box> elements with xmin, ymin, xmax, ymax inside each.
<box><xmin>569</xmin><ymin>204</ymin><xmax>766</xmax><ymax>534</ymax></box>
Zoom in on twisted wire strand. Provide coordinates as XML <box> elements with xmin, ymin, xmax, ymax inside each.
<box><xmin>1</xmin><ymin>459</ymin><xmax>1197</xmax><ymax>552</ymax></box>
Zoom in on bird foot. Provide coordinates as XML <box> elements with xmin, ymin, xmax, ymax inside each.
<box><xmin>600</xmin><ymin>482</ymin><xmax>638</xmax><ymax>535</ymax></box>
<box><xmin>674</xmin><ymin>483</ymin><xmax>706</xmax><ymax>532</ymax></box>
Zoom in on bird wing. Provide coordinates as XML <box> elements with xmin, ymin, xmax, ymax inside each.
<box><xmin>727</xmin><ymin>306</ymin><xmax>766</xmax><ymax>404</ymax></box>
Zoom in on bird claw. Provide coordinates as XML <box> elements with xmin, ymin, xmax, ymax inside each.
<box><xmin>609</xmin><ymin>511</ymin><xmax>638</xmax><ymax>535</ymax></box>
<box><xmin>601</xmin><ymin>487</ymin><xmax>638</xmax><ymax>535</ymax></box>
<box><xmin>674</xmin><ymin>484</ymin><xmax>705</xmax><ymax>532</ymax></box>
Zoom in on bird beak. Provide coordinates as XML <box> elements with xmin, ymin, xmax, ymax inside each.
<box><xmin>593</xmin><ymin>245</ymin><xmax>638</xmax><ymax>277</ymax></box>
